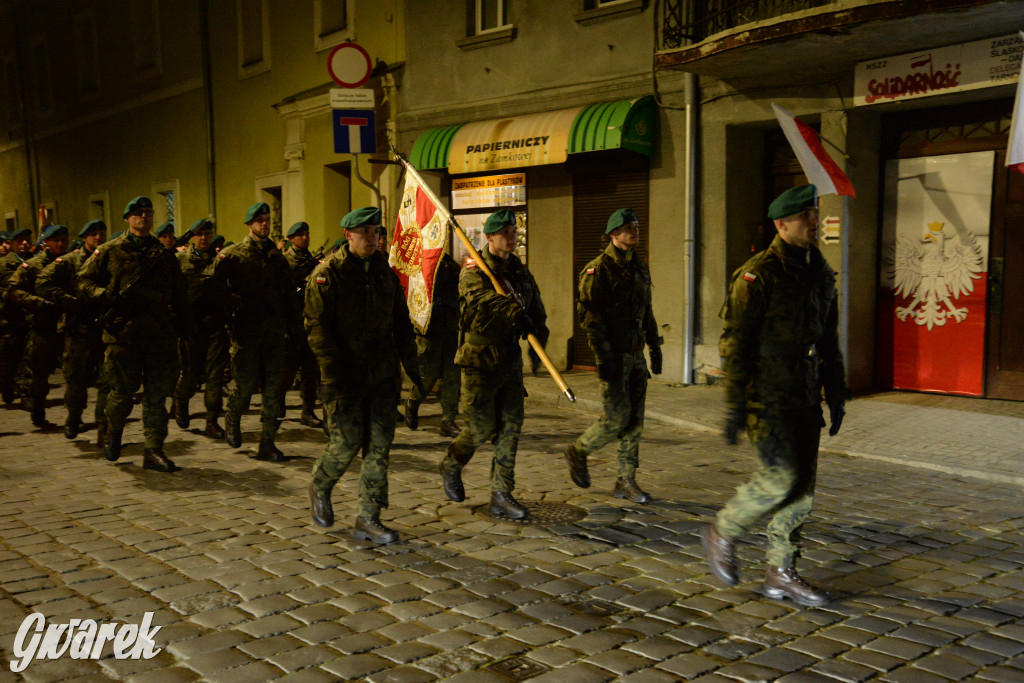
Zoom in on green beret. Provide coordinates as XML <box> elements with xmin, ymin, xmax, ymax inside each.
<box><xmin>341</xmin><ymin>207</ymin><xmax>381</xmax><ymax>229</ymax></box>
<box><xmin>41</xmin><ymin>224</ymin><xmax>69</xmax><ymax>240</ymax></box>
<box><xmin>80</xmin><ymin>220</ymin><xmax>107</xmax><ymax>238</ymax></box>
<box><xmin>154</xmin><ymin>222</ymin><xmax>175</xmax><ymax>237</ymax></box>
<box><xmin>606</xmin><ymin>208</ymin><xmax>638</xmax><ymax>234</ymax></box>
<box><xmin>287</xmin><ymin>221</ymin><xmax>310</xmax><ymax>237</ymax></box>
<box><xmin>331</xmin><ymin>237</ymin><xmax>348</xmax><ymax>250</ymax></box>
<box><xmin>768</xmin><ymin>184</ymin><xmax>817</xmax><ymax>220</ymax></box>
<box><xmin>209</xmin><ymin>234</ymin><xmax>225</xmax><ymax>248</ymax></box>
<box><xmin>8</xmin><ymin>227</ymin><xmax>30</xmax><ymax>241</ymax></box>
<box><xmin>0</xmin><ymin>230</ymin><xmax>8</xmax><ymax>240</ymax></box>
<box><xmin>190</xmin><ymin>218</ymin><xmax>214</xmax><ymax>234</ymax></box>
<box><xmin>483</xmin><ymin>209</ymin><xmax>516</xmax><ymax>234</ymax></box>
<box><xmin>244</xmin><ymin>202</ymin><xmax>271</xmax><ymax>223</ymax></box>
<box><xmin>122</xmin><ymin>196</ymin><xmax>153</xmax><ymax>219</ymax></box>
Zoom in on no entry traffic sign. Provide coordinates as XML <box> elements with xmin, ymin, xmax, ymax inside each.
<box><xmin>328</xmin><ymin>42</ymin><xmax>372</xmax><ymax>88</ymax></box>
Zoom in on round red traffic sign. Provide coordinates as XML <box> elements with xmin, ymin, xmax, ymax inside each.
<box><xmin>327</xmin><ymin>42</ymin><xmax>372</xmax><ymax>88</ymax></box>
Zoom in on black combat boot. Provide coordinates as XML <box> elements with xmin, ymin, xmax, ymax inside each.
<box><xmin>564</xmin><ymin>443</ymin><xmax>590</xmax><ymax>488</ymax></box>
<box><xmin>614</xmin><ymin>476</ymin><xmax>651</xmax><ymax>504</ymax></box>
<box><xmin>204</xmin><ymin>413</ymin><xmax>225</xmax><ymax>439</ymax></box>
<box><xmin>104</xmin><ymin>430</ymin><xmax>122</xmax><ymax>462</ymax></box>
<box><xmin>31</xmin><ymin>403</ymin><xmax>52</xmax><ymax>429</ymax></box>
<box><xmin>701</xmin><ymin>522</ymin><xmax>739</xmax><ymax>586</ymax></box>
<box><xmin>439</xmin><ymin>460</ymin><xmax>465</xmax><ymax>502</ymax></box>
<box><xmin>64</xmin><ymin>412</ymin><xmax>83</xmax><ymax>439</ymax></box>
<box><xmin>403</xmin><ymin>398</ymin><xmax>419</xmax><ymax>430</ymax></box>
<box><xmin>354</xmin><ymin>516</ymin><xmax>399</xmax><ymax>544</ymax></box>
<box><xmin>300</xmin><ymin>410</ymin><xmax>324</xmax><ymax>429</ymax></box>
<box><xmin>309</xmin><ymin>484</ymin><xmax>334</xmax><ymax>527</ymax></box>
<box><xmin>256</xmin><ymin>437</ymin><xmax>286</xmax><ymax>462</ymax></box>
<box><xmin>763</xmin><ymin>566</ymin><xmax>829</xmax><ymax>607</ymax></box>
<box><xmin>439</xmin><ymin>419</ymin><xmax>461</xmax><ymax>437</ymax></box>
<box><xmin>174</xmin><ymin>398</ymin><xmax>190</xmax><ymax>429</ymax></box>
<box><xmin>489</xmin><ymin>491</ymin><xmax>529</xmax><ymax>520</ymax></box>
<box><xmin>143</xmin><ymin>448</ymin><xmax>176</xmax><ymax>472</ymax></box>
<box><xmin>225</xmin><ymin>414</ymin><xmax>242</xmax><ymax>448</ymax></box>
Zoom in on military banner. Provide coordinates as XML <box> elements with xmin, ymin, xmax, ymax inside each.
<box><xmin>389</xmin><ymin>171</ymin><xmax>449</xmax><ymax>334</ymax></box>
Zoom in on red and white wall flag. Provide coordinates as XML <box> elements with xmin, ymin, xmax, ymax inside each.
<box><xmin>772</xmin><ymin>103</ymin><xmax>856</xmax><ymax>197</ymax></box>
<box><xmin>1007</xmin><ymin>31</ymin><xmax>1024</xmax><ymax>174</ymax></box>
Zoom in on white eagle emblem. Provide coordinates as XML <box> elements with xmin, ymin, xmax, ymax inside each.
<box><xmin>891</xmin><ymin>221</ymin><xmax>984</xmax><ymax>330</ymax></box>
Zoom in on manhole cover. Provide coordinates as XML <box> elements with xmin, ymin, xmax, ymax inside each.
<box><xmin>488</xmin><ymin>656</ymin><xmax>551</xmax><ymax>680</ymax></box>
<box><xmin>473</xmin><ymin>500</ymin><xmax>587</xmax><ymax>526</ymax></box>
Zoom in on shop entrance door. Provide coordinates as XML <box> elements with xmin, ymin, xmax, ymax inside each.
<box><xmin>985</xmin><ymin>152</ymin><xmax>1024</xmax><ymax>399</ymax></box>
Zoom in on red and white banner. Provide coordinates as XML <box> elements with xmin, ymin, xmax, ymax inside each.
<box><xmin>772</xmin><ymin>103</ymin><xmax>856</xmax><ymax>197</ymax></box>
<box><xmin>1007</xmin><ymin>32</ymin><xmax>1024</xmax><ymax>174</ymax></box>
<box><xmin>389</xmin><ymin>170</ymin><xmax>449</xmax><ymax>334</ymax></box>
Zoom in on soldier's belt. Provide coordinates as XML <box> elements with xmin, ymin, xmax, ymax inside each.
<box><xmin>759</xmin><ymin>343</ymin><xmax>817</xmax><ymax>358</ymax></box>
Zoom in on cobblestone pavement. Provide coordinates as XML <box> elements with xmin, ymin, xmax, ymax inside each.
<box><xmin>1</xmin><ymin>374</ymin><xmax>1023</xmax><ymax>682</ymax></box>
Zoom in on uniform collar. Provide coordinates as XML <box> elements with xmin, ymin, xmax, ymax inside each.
<box><xmin>604</xmin><ymin>242</ymin><xmax>634</xmax><ymax>265</ymax></box>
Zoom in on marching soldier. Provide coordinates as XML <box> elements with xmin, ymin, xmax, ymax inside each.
<box><xmin>280</xmin><ymin>221</ymin><xmax>324</xmax><ymax>429</ymax></box>
<box><xmin>208</xmin><ymin>202</ymin><xmax>295</xmax><ymax>460</ymax></box>
<box><xmin>564</xmin><ymin>209</ymin><xmax>662</xmax><ymax>503</ymax></box>
<box><xmin>78</xmin><ymin>196</ymin><xmax>191</xmax><ymax>472</ymax></box>
<box><xmin>37</xmin><ymin>220</ymin><xmax>109</xmax><ymax>440</ymax></box>
<box><xmin>7</xmin><ymin>224</ymin><xmax>70</xmax><ymax>427</ymax></box>
<box><xmin>703</xmin><ymin>184</ymin><xmax>846</xmax><ymax>606</ymax></box>
<box><xmin>155</xmin><ymin>222</ymin><xmax>176</xmax><ymax>250</ymax></box>
<box><xmin>404</xmin><ymin>250</ymin><xmax>462</xmax><ymax>437</ymax></box>
<box><xmin>172</xmin><ymin>218</ymin><xmax>229</xmax><ymax>438</ymax></box>
<box><xmin>439</xmin><ymin>209</ymin><xmax>548</xmax><ymax>520</ymax></box>
<box><xmin>305</xmin><ymin>207</ymin><xmax>422</xmax><ymax>544</ymax></box>
<box><xmin>0</xmin><ymin>227</ymin><xmax>33</xmax><ymax>404</ymax></box>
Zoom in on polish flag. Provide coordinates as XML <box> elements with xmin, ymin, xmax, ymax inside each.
<box><xmin>390</xmin><ymin>170</ymin><xmax>448</xmax><ymax>334</ymax></box>
<box><xmin>1006</xmin><ymin>32</ymin><xmax>1024</xmax><ymax>175</ymax></box>
<box><xmin>772</xmin><ymin>103</ymin><xmax>856</xmax><ymax>197</ymax></box>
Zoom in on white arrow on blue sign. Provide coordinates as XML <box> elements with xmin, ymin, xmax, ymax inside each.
<box><xmin>333</xmin><ymin>109</ymin><xmax>376</xmax><ymax>154</ymax></box>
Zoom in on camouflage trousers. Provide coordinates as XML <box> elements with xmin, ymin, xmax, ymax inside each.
<box><xmin>443</xmin><ymin>367</ymin><xmax>524</xmax><ymax>492</ymax></box>
<box><xmin>279</xmin><ymin>332</ymin><xmax>319</xmax><ymax>415</ymax></box>
<box><xmin>408</xmin><ymin>330</ymin><xmax>460</xmax><ymax>421</ymax></box>
<box><xmin>24</xmin><ymin>329</ymin><xmax>62</xmax><ymax>410</ymax></box>
<box><xmin>63</xmin><ymin>329</ymin><xmax>109</xmax><ymax>430</ymax></box>
<box><xmin>574</xmin><ymin>351</ymin><xmax>648</xmax><ymax>477</ymax></box>
<box><xmin>312</xmin><ymin>388</ymin><xmax>397</xmax><ymax>518</ymax></box>
<box><xmin>104</xmin><ymin>340</ymin><xmax>178</xmax><ymax>449</ymax></box>
<box><xmin>0</xmin><ymin>326</ymin><xmax>28</xmax><ymax>401</ymax></box>
<box><xmin>716</xmin><ymin>406</ymin><xmax>822</xmax><ymax>568</ymax></box>
<box><xmin>174</xmin><ymin>323</ymin><xmax>229</xmax><ymax>415</ymax></box>
<box><xmin>226</xmin><ymin>332</ymin><xmax>286</xmax><ymax>439</ymax></box>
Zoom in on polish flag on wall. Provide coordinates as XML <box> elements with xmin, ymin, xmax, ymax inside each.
<box><xmin>1007</xmin><ymin>31</ymin><xmax>1024</xmax><ymax>174</ymax></box>
<box><xmin>772</xmin><ymin>103</ymin><xmax>856</xmax><ymax>197</ymax></box>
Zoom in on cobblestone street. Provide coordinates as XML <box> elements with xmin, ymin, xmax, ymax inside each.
<box><xmin>2</xmin><ymin>373</ymin><xmax>1024</xmax><ymax>682</ymax></box>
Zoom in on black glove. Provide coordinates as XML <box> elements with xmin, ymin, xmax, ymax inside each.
<box><xmin>408</xmin><ymin>372</ymin><xmax>426</xmax><ymax>398</ymax></box>
<box><xmin>828</xmin><ymin>402</ymin><xmax>845</xmax><ymax>436</ymax></box>
<box><xmin>597</xmin><ymin>358</ymin><xmax>621</xmax><ymax>384</ymax></box>
<box><xmin>515</xmin><ymin>311</ymin><xmax>538</xmax><ymax>340</ymax></box>
<box><xmin>649</xmin><ymin>346</ymin><xmax>663</xmax><ymax>375</ymax></box>
<box><xmin>725</xmin><ymin>407</ymin><xmax>745</xmax><ymax>445</ymax></box>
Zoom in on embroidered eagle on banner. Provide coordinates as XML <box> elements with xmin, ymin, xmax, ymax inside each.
<box><xmin>891</xmin><ymin>221</ymin><xmax>984</xmax><ymax>330</ymax></box>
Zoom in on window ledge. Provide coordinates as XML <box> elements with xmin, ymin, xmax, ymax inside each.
<box><xmin>456</xmin><ymin>26</ymin><xmax>516</xmax><ymax>51</ymax></box>
<box><xmin>575</xmin><ymin>0</ymin><xmax>644</xmax><ymax>26</ymax></box>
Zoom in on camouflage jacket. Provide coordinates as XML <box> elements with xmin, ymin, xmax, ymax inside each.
<box><xmin>304</xmin><ymin>244</ymin><xmax>418</xmax><ymax>393</ymax></box>
<box><xmin>719</xmin><ymin>235</ymin><xmax>846</xmax><ymax>412</ymax></box>
<box><xmin>0</xmin><ymin>251</ymin><xmax>27</xmax><ymax>329</ymax></box>
<box><xmin>37</xmin><ymin>249</ymin><xmax>95</xmax><ymax>334</ymax></box>
<box><xmin>208</xmin><ymin>233</ymin><xmax>297</xmax><ymax>340</ymax></box>
<box><xmin>577</xmin><ymin>243</ymin><xmax>659</xmax><ymax>364</ymax></box>
<box><xmin>419</xmin><ymin>252</ymin><xmax>461</xmax><ymax>339</ymax></box>
<box><xmin>7</xmin><ymin>250</ymin><xmax>62</xmax><ymax>332</ymax></box>
<box><xmin>454</xmin><ymin>247</ymin><xmax>548</xmax><ymax>372</ymax></box>
<box><xmin>176</xmin><ymin>244</ymin><xmax>223</xmax><ymax>327</ymax></box>
<box><xmin>283</xmin><ymin>245</ymin><xmax>320</xmax><ymax>309</ymax></box>
<box><xmin>78</xmin><ymin>232</ymin><xmax>191</xmax><ymax>344</ymax></box>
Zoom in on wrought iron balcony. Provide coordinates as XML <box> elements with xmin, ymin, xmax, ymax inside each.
<box><xmin>659</xmin><ymin>0</ymin><xmax>832</xmax><ymax>49</ymax></box>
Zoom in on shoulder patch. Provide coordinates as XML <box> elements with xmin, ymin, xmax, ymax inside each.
<box><xmin>20</xmin><ymin>262</ymin><xmax>28</xmax><ymax>268</ymax></box>
<box><xmin>743</xmin><ymin>272</ymin><xmax>757</xmax><ymax>282</ymax></box>
<box><xmin>465</xmin><ymin>259</ymin><xmax>476</xmax><ymax>269</ymax></box>
<box><xmin>218</xmin><ymin>253</ymin><xmax>226</xmax><ymax>260</ymax></box>
<box><xmin>314</xmin><ymin>275</ymin><xmax>327</xmax><ymax>285</ymax></box>
<box><xmin>94</xmin><ymin>249</ymin><xmax>100</xmax><ymax>256</ymax></box>
<box><xmin>55</xmin><ymin>258</ymin><xmax>62</xmax><ymax>263</ymax></box>
<box><xmin>585</xmin><ymin>267</ymin><xmax>595</xmax><ymax>275</ymax></box>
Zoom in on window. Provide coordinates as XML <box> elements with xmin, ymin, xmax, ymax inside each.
<box><xmin>458</xmin><ymin>0</ymin><xmax>515</xmax><ymax>49</ymax></box>
<box><xmin>152</xmin><ymin>180</ymin><xmax>180</xmax><ymax>228</ymax></box>
<box><xmin>575</xmin><ymin>0</ymin><xmax>645</xmax><ymax>25</ymax></box>
<box><xmin>88</xmin><ymin>191</ymin><xmax>110</xmax><ymax>226</ymax></box>
<box><xmin>4</xmin><ymin>211</ymin><xmax>17</xmax><ymax>233</ymax></box>
<box><xmin>475</xmin><ymin>0</ymin><xmax>508</xmax><ymax>34</ymax></box>
<box><xmin>3</xmin><ymin>55</ymin><xmax>21</xmax><ymax>125</ymax></box>
<box><xmin>74</xmin><ymin>9</ymin><xmax>101</xmax><ymax>97</ymax></box>
<box><xmin>39</xmin><ymin>201</ymin><xmax>58</xmax><ymax>226</ymax></box>
<box><xmin>130</xmin><ymin>0</ymin><xmax>162</xmax><ymax>79</ymax></box>
<box><xmin>30</xmin><ymin>35</ymin><xmax>53</xmax><ymax>115</ymax></box>
<box><xmin>237</xmin><ymin>0</ymin><xmax>271</xmax><ymax>78</ymax></box>
<box><xmin>314</xmin><ymin>0</ymin><xmax>354</xmax><ymax>51</ymax></box>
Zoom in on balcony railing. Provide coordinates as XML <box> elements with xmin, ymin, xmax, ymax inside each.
<box><xmin>659</xmin><ymin>0</ymin><xmax>833</xmax><ymax>49</ymax></box>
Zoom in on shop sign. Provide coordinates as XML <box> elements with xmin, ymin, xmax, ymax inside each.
<box><xmin>451</xmin><ymin>173</ymin><xmax>526</xmax><ymax>210</ymax></box>
<box><xmin>854</xmin><ymin>33</ymin><xmax>1022</xmax><ymax>106</ymax></box>
<box><xmin>449</xmin><ymin>107</ymin><xmax>583</xmax><ymax>173</ymax></box>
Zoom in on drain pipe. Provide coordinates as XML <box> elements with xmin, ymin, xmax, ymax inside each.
<box><xmin>199</xmin><ymin>0</ymin><xmax>216</xmax><ymax>217</ymax></box>
<box><xmin>682</xmin><ymin>71</ymin><xmax>698</xmax><ymax>384</ymax></box>
<box><xmin>353</xmin><ymin>154</ymin><xmax>383</xmax><ymax>215</ymax></box>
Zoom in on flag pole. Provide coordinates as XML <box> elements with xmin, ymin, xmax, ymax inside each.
<box><xmin>391</xmin><ymin>146</ymin><xmax>576</xmax><ymax>403</ymax></box>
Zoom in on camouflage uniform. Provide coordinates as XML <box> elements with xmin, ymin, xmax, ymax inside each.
<box><xmin>0</xmin><ymin>251</ymin><xmax>30</xmax><ymax>403</ymax></box>
<box><xmin>7</xmin><ymin>250</ymin><xmax>63</xmax><ymax>420</ymax></box>
<box><xmin>443</xmin><ymin>247</ymin><xmax>548</xmax><ymax>493</ymax></box>
<box><xmin>407</xmin><ymin>252</ymin><xmax>461</xmax><ymax>423</ymax></box>
<box><xmin>207</xmin><ymin>234</ymin><xmax>295</xmax><ymax>441</ymax></box>
<box><xmin>173</xmin><ymin>243</ymin><xmax>229</xmax><ymax>419</ymax></box>
<box><xmin>717</xmin><ymin>235</ymin><xmax>846</xmax><ymax>568</ymax></box>
<box><xmin>280</xmin><ymin>243</ymin><xmax>321</xmax><ymax>418</ymax></box>
<box><xmin>78</xmin><ymin>233</ymin><xmax>190</xmax><ymax>449</ymax></box>
<box><xmin>573</xmin><ymin>243</ymin><xmax>660</xmax><ymax>476</ymax></box>
<box><xmin>304</xmin><ymin>244</ymin><xmax>419</xmax><ymax>518</ymax></box>
<box><xmin>37</xmin><ymin>248</ymin><xmax>109</xmax><ymax>434</ymax></box>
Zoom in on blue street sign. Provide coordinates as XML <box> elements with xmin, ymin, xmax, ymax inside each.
<box><xmin>333</xmin><ymin>109</ymin><xmax>376</xmax><ymax>154</ymax></box>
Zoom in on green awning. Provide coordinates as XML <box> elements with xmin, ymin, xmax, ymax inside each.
<box><xmin>408</xmin><ymin>95</ymin><xmax>656</xmax><ymax>172</ymax></box>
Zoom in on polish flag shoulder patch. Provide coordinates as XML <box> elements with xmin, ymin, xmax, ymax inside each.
<box><xmin>585</xmin><ymin>267</ymin><xmax>595</xmax><ymax>275</ymax></box>
<box><xmin>55</xmin><ymin>258</ymin><xmax>62</xmax><ymax>263</ymax></box>
<box><xmin>20</xmin><ymin>262</ymin><xmax>29</xmax><ymax>268</ymax></box>
<box><xmin>742</xmin><ymin>272</ymin><xmax>757</xmax><ymax>282</ymax></box>
<box><xmin>217</xmin><ymin>252</ymin><xmax>226</xmax><ymax>260</ymax></box>
<box><xmin>314</xmin><ymin>275</ymin><xmax>327</xmax><ymax>285</ymax></box>
<box><xmin>94</xmin><ymin>249</ymin><xmax>100</xmax><ymax>256</ymax></box>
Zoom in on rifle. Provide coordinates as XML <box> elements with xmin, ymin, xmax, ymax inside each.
<box><xmin>97</xmin><ymin>229</ymin><xmax>194</xmax><ymax>332</ymax></box>
<box><xmin>391</xmin><ymin>146</ymin><xmax>576</xmax><ymax>404</ymax></box>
